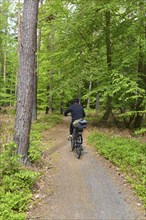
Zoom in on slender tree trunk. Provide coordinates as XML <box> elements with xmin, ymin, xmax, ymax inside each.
<box><xmin>32</xmin><ymin>60</ymin><xmax>37</xmax><ymax>121</ymax></box>
<box><xmin>32</xmin><ymin>28</ymin><xmax>40</xmax><ymax>120</ymax></box>
<box><xmin>102</xmin><ymin>11</ymin><xmax>112</xmax><ymax>123</ymax></box>
<box><xmin>49</xmin><ymin>24</ymin><xmax>54</xmax><ymax>113</ymax></box>
<box><xmin>3</xmin><ymin>49</ymin><xmax>7</xmax><ymax>105</ymax></box>
<box><xmin>18</xmin><ymin>0</ymin><xmax>21</xmax><ymax>51</ymax></box>
<box><xmin>15</xmin><ymin>0</ymin><xmax>21</xmax><ymax>100</ymax></box>
<box><xmin>3</xmin><ymin>50</ymin><xmax>6</xmax><ymax>97</ymax></box>
<box><xmin>133</xmin><ymin>51</ymin><xmax>145</xmax><ymax>128</ymax></box>
<box><xmin>87</xmin><ymin>81</ymin><xmax>92</xmax><ymax>108</ymax></box>
<box><xmin>14</xmin><ymin>0</ymin><xmax>39</xmax><ymax>165</ymax></box>
<box><xmin>96</xmin><ymin>93</ymin><xmax>99</xmax><ymax>112</ymax></box>
<box><xmin>78</xmin><ymin>88</ymin><xmax>82</xmax><ymax>104</ymax></box>
<box><xmin>60</xmin><ymin>91</ymin><xmax>65</xmax><ymax>114</ymax></box>
<box><xmin>3</xmin><ymin>50</ymin><xmax>6</xmax><ymax>83</ymax></box>
<box><xmin>32</xmin><ymin>0</ymin><xmax>44</xmax><ymax>121</ymax></box>
<box><xmin>49</xmin><ymin>70</ymin><xmax>53</xmax><ymax>113</ymax></box>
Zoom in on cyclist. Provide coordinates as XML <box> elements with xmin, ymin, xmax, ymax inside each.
<box><xmin>64</xmin><ymin>98</ymin><xmax>85</xmax><ymax>139</ymax></box>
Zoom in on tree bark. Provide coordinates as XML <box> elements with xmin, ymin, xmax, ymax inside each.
<box><xmin>101</xmin><ymin>11</ymin><xmax>112</xmax><ymax>123</ymax></box>
<box><xmin>49</xmin><ymin>24</ymin><xmax>54</xmax><ymax>113</ymax></box>
<box><xmin>96</xmin><ymin>93</ymin><xmax>99</xmax><ymax>112</ymax></box>
<box><xmin>14</xmin><ymin>0</ymin><xmax>39</xmax><ymax>165</ymax></box>
<box><xmin>32</xmin><ymin>60</ymin><xmax>37</xmax><ymax>121</ymax></box>
<box><xmin>87</xmin><ymin>81</ymin><xmax>92</xmax><ymax>108</ymax></box>
<box><xmin>3</xmin><ymin>50</ymin><xmax>6</xmax><ymax>96</ymax></box>
<box><xmin>18</xmin><ymin>0</ymin><xmax>21</xmax><ymax>51</ymax></box>
<box><xmin>32</xmin><ymin>0</ymin><xmax>44</xmax><ymax>121</ymax></box>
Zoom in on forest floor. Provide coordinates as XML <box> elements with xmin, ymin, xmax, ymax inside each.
<box><xmin>27</xmin><ymin>117</ymin><xmax>146</xmax><ymax>220</ymax></box>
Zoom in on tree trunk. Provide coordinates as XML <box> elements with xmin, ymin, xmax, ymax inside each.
<box><xmin>32</xmin><ymin>0</ymin><xmax>44</xmax><ymax>121</ymax></box>
<box><xmin>49</xmin><ymin>24</ymin><xmax>54</xmax><ymax>113</ymax></box>
<box><xmin>49</xmin><ymin>69</ymin><xmax>53</xmax><ymax>113</ymax></box>
<box><xmin>101</xmin><ymin>11</ymin><xmax>112</xmax><ymax>123</ymax></box>
<box><xmin>3</xmin><ymin>50</ymin><xmax>6</xmax><ymax>96</ymax></box>
<box><xmin>14</xmin><ymin>0</ymin><xmax>39</xmax><ymax>165</ymax></box>
<box><xmin>15</xmin><ymin>0</ymin><xmax>21</xmax><ymax>100</ymax></box>
<box><xmin>78</xmin><ymin>88</ymin><xmax>82</xmax><ymax>104</ymax></box>
<box><xmin>87</xmin><ymin>81</ymin><xmax>92</xmax><ymax>108</ymax></box>
<box><xmin>96</xmin><ymin>93</ymin><xmax>99</xmax><ymax>112</ymax></box>
<box><xmin>32</xmin><ymin>60</ymin><xmax>37</xmax><ymax>121</ymax></box>
<box><xmin>18</xmin><ymin>0</ymin><xmax>21</xmax><ymax>51</ymax></box>
<box><xmin>133</xmin><ymin>99</ymin><xmax>144</xmax><ymax>128</ymax></box>
<box><xmin>60</xmin><ymin>91</ymin><xmax>64</xmax><ymax>114</ymax></box>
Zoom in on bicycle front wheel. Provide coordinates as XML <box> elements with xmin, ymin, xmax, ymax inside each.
<box><xmin>71</xmin><ymin>137</ymin><xmax>75</xmax><ymax>151</ymax></box>
<box><xmin>75</xmin><ymin>145</ymin><xmax>82</xmax><ymax>159</ymax></box>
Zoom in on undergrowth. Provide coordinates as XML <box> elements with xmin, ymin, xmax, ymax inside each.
<box><xmin>29</xmin><ymin>113</ymin><xmax>62</xmax><ymax>163</ymax></box>
<box><xmin>0</xmin><ymin>142</ymin><xmax>39</xmax><ymax>220</ymax></box>
<box><xmin>0</xmin><ymin>112</ymin><xmax>62</xmax><ymax>220</ymax></box>
<box><xmin>88</xmin><ymin>131</ymin><xmax>146</xmax><ymax>207</ymax></box>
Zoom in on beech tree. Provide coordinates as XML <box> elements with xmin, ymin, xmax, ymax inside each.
<box><xmin>1</xmin><ymin>0</ymin><xmax>145</xmax><ymax>130</ymax></box>
<box><xmin>14</xmin><ymin>0</ymin><xmax>39</xmax><ymax>164</ymax></box>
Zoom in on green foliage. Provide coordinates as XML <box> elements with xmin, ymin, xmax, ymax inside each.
<box><xmin>0</xmin><ymin>142</ymin><xmax>20</xmax><ymax>176</ymax></box>
<box><xmin>0</xmin><ymin>142</ymin><xmax>40</xmax><ymax>220</ymax></box>
<box><xmin>135</xmin><ymin>128</ymin><xmax>146</xmax><ymax>135</ymax></box>
<box><xmin>1</xmin><ymin>0</ymin><xmax>145</xmax><ymax>126</ymax></box>
<box><xmin>37</xmin><ymin>0</ymin><xmax>145</xmax><ymax>123</ymax></box>
<box><xmin>29</xmin><ymin>113</ymin><xmax>62</xmax><ymax>163</ymax></box>
<box><xmin>0</xmin><ymin>0</ymin><xmax>18</xmax><ymax>107</ymax></box>
<box><xmin>88</xmin><ymin>131</ymin><xmax>146</xmax><ymax>206</ymax></box>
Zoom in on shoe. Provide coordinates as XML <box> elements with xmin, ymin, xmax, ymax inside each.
<box><xmin>68</xmin><ymin>135</ymin><xmax>72</xmax><ymax>140</ymax></box>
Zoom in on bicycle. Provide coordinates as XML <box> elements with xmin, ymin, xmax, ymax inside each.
<box><xmin>71</xmin><ymin>119</ymin><xmax>87</xmax><ymax>159</ymax></box>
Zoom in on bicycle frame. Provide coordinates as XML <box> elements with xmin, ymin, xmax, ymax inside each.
<box><xmin>71</xmin><ymin>127</ymin><xmax>83</xmax><ymax>159</ymax></box>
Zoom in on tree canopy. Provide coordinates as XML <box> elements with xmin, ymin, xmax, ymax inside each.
<box><xmin>0</xmin><ymin>0</ymin><xmax>146</xmax><ymax>129</ymax></box>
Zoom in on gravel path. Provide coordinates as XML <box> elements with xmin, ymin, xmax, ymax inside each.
<box><xmin>28</xmin><ymin>118</ymin><xmax>145</xmax><ymax>220</ymax></box>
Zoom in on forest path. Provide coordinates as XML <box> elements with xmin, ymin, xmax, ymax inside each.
<box><xmin>28</xmin><ymin>117</ymin><xmax>145</xmax><ymax>220</ymax></box>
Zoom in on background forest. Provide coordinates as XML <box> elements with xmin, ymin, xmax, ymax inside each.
<box><xmin>0</xmin><ymin>0</ymin><xmax>146</xmax><ymax>129</ymax></box>
<box><xmin>0</xmin><ymin>1</ymin><xmax>146</xmax><ymax>219</ymax></box>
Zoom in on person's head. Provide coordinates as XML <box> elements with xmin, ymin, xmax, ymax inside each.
<box><xmin>73</xmin><ymin>98</ymin><xmax>79</xmax><ymax>104</ymax></box>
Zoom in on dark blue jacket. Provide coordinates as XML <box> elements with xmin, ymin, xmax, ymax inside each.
<box><xmin>64</xmin><ymin>103</ymin><xmax>85</xmax><ymax>121</ymax></box>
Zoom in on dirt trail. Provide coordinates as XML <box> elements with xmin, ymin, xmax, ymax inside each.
<box><xmin>28</xmin><ymin>117</ymin><xmax>145</xmax><ymax>220</ymax></box>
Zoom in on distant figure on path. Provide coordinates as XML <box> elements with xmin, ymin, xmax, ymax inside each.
<box><xmin>64</xmin><ymin>98</ymin><xmax>86</xmax><ymax>139</ymax></box>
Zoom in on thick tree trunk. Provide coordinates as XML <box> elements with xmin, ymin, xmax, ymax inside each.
<box><xmin>14</xmin><ymin>0</ymin><xmax>39</xmax><ymax>165</ymax></box>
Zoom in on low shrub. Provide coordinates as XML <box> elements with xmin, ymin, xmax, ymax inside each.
<box><xmin>0</xmin><ymin>142</ymin><xmax>40</xmax><ymax>220</ymax></box>
<box><xmin>0</xmin><ymin>113</ymin><xmax>62</xmax><ymax>219</ymax></box>
<box><xmin>29</xmin><ymin>113</ymin><xmax>62</xmax><ymax>163</ymax></box>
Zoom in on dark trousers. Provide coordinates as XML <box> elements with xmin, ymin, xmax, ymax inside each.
<box><xmin>70</xmin><ymin>121</ymin><xmax>73</xmax><ymax>135</ymax></box>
